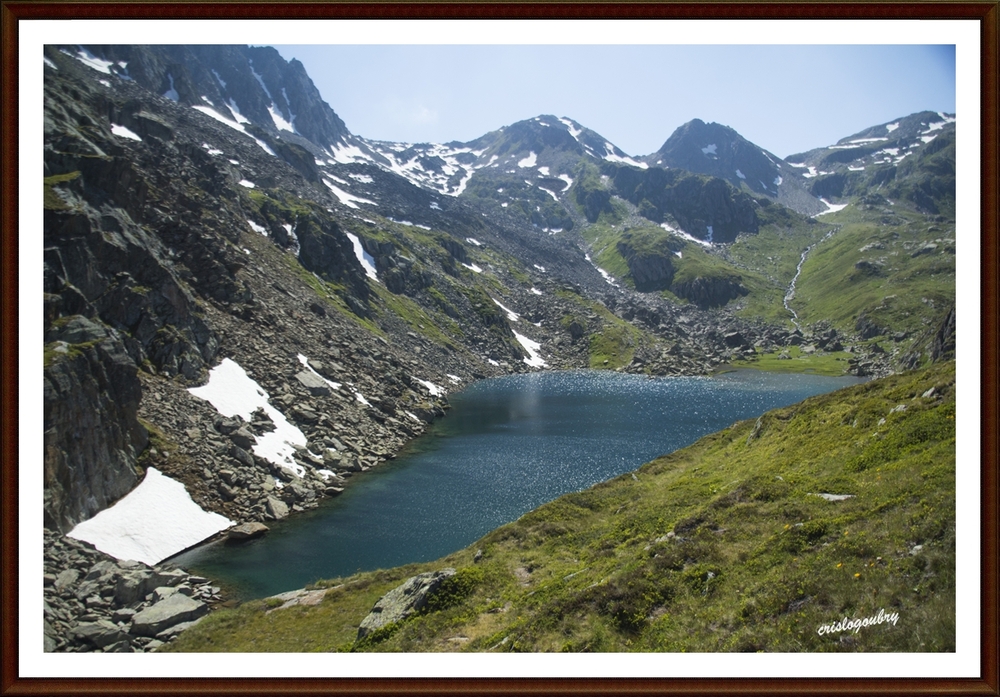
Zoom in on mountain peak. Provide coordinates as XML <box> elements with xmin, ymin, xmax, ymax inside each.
<box><xmin>648</xmin><ymin>118</ymin><xmax>824</xmax><ymax>215</ymax></box>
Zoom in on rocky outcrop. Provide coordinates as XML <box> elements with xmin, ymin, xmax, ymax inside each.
<box><xmin>357</xmin><ymin>568</ymin><xmax>456</xmax><ymax>640</ymax></box>
<box><xmin>671</xmin><ymin>275</ymin><xmax>749</xmax><ymax>309</ymax></box>
<box><xmin>616</xmin><ymin>239</ymin><xmax>675</xmax><ymax>292</ymax></box>
<box><xmin>43</xmin><ymin>529</ymin><xmax>222</xmax><ymax>653</ymax></box>
<box><xmin>43</xmin><ymin>318</ymin><xmax>147</xmax><ymax>533</ymax></box>
<box><xmin>931</xmin><ymin>306</ymin><xmax>956</xmax><ymax>362</ymax></box>
<box><xmin>608</xmin><ymin>165</ymin><xmax>759</xmax><ymax>244</ymax></box>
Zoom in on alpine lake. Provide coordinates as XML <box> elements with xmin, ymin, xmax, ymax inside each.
<box><xmin>170</xmin><ymin>369</ymin><xmax>864</xmax><ymax>600</ymax></box>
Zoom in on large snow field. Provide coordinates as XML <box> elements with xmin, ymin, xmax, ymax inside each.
<box><xmin>67</xmin><ymin>468</ymin><xmax>232</xmax><ymax>566</ymax></box>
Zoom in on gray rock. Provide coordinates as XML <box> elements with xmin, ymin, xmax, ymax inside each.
<box><xmin>54</xmin><ymin>568</ymin><xmax>80</xmax><ymax>592</ymax></box>
<box><xmin>228</xmin><ymin>522</ymin><xmax>269</xmax><ymax>540</ymax></box>
<box><xmin>230</xmin><ymin>427</ymin><xmax>255</xmax><ymax>450</ymax></box>
<box><xmin>159</xmin><ymin>568</ymin><xmax>189</xmax><ymax>586</ymax></box>
<box><xmin>295</xmin><ymin>370</ymin><xmax>331</xmax><ymax>396</ymax></box>
<box><xmin>230</xmin><ymin>445</ymin><xmax>256</xmax><ymax>468</ymax></box>
<box><xmin>72</xmin><ymin>619</ymin><xmax>127</xmax><ymax>648</ymax></box>
<box><xmin>112</xmin><ymin>607</ymin><xmax>137</xmax><ymax>624</ymax></box>
<box><xmin>266</xmin><ymin>496</ymin><xmax>289</xmax><ymax>520</ymax></box>
<box><xmin>130</xmin><ymin>593</ymin><xmax>209</xmax><ymax>637</ymax></box>
<box><xmin>357</xmin><ymin>568</ymin><xmax>456</xmax><ymax>640</ymax></box>
<box><xmin>152</xmin><ymin>586</ymin><xmax>180</xmax><ymax>602</ymax></box>
<box><xmin>113</xmin><ymin>568</ymin><xmax>170</xmax><ymax>607</ymax></box>
<box><xmin>83</xmin><ymin>560</ymin><xmax>119</xmax><ymax>582</ymax></box>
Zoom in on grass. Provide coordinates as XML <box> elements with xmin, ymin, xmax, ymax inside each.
<box><xmin>43</xmin><ymin>171</ymin><xmax>81</xmax><ymax>211</ymax></box>
<box><xmin>729</xmin><ymin>346</ymin><xmax>853</xmax><ymax>376</ymax></box>
<box><xmin>373</xmin><ymin>283</ymin><xmax>462</xmax><ymax>349</ymax></box>
<box><xmin>166</xmin><ymin>361</ymin><xmax>955</xmax><ymax>654</ymax></box>
<box><xmin>791</xmin><ymin>216</ymin><xmax>955</xmax><ymax>339</ymax></box>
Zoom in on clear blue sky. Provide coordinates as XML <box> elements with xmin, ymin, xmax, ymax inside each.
<box><xmin>271</xmin><ymin>44</ymin><xmax>956</xmax><ymax>159</ymax></box>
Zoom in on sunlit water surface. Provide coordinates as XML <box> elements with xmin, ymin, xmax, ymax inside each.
<box><xmin>170</xmin><ymin>369</ymin><xmax>862</xmax><ymax>599</ymax></box>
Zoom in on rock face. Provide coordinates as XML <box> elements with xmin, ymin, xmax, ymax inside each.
<box><xmin>671</xmin><ymin>275</ymin><xmax>749</xmax><ymax>309</ymax></box>
<box><xmin>357</xmin><ymin>568</ymin><xmax>456</xmax><ymax>640</ymax></box>
<box><xmin>43</xmin><ymin>321</ymin><xmax>147</xmax><ymax>533</ymax></box>
<box><xmin>608</xmin><ymin>166</ymin><xmax>760</xmax><ymax>244</ymax></box>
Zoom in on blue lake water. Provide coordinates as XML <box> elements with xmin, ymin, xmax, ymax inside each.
<box><xmin>169</xmin><ymin>369</ymin><xmax>863</xmax><ymax>600</ymax></box>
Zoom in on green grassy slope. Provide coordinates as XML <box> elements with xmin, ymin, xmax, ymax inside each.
<box><xmin>167</xmin><ymin>361</ymin><xmax>955</xmax><ymax>653</ymax></box>
<box><xmin>790</xmin><ymin>207</ymin><xmax>955</xmax><ymax>340</ymax></box>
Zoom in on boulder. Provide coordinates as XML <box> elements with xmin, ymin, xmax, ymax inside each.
<box><xmin>295</xmin><ymin>370</ymin><xmax>331</xmax><ymax>396</ymax></box>
<box><xmin>357</xmin><ymin>568</ymin><xmax>456</xmax><ymax>640</ymax></box>
<box><xmin>227</xmin><ymin>522</ymin><xmax>269</xmax><ymax>541</ymax></box>
<box><xmin>129</xmin><ymin>593</ymin><xmax>209</xmax><ymax>637</ymax></box>
<box><xmin>71</xmin><ymin>619</ymin><xmax>128</xmax><ymax>648</ymax></box>
<box><xmin>266</xmin><ymin>496</ymin><xmax>289</xmax><ymax>520</ymax></box>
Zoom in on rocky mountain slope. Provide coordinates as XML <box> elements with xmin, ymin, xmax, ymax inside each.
<box><xmin>41</xmin><ymin>44</ymin><xmax>956</xmax><ymax>652</ymax></box>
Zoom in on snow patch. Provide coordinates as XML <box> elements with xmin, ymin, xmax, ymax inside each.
<box><xmin>736</xmin><ymin>169</ymin><xmax>746</xmax><ymax>179</ymax></box>
<box><xmin>268</xmin><ymin>104</ymin><xmax>296</xmax><ymax>133</ymax></box>
<box><xmin>70</xmin><ymin>47</ymin><xmax>113</xmax><ymax>74</ymax></box>
<box><xmin>249</xmin><ymin>60</ymin><xmax>273</xmax><ymax>101</ymax></box>
<box><xmin>492</xmin><ymin>298</ymin><xmax>520</xmax><ymax>322</ymax></box>
<box><xmin>518</xmin><ymin>151</ymin><xmax>538</xmax><ymax>168</ymax></box>
<box><xmin>585</xmin><ymin>254</ymin><xmax>618</xmax><ymax>287</ymax></box>
<box><xmin>558</xmin><ymin>117</ymin><xmax>583</xmax><ymax>139</ymax></box>
<box><xmin>110</xmin><ymin>124</ymin><xmax>142</xmax><ymax>141</ymax></box>
<box><xmin>814</xmin><ymin>198</ymin><xmax>849</xmax><ymax>216</ymax></box>
<box><xmin>296</xmin><ymin>354</ymin><xmax>340</xmax><ymax>390</ymax></box>
<box><xmin>191</xmin><ymin>105</ymin><xmax>276</xmax><ymax>156</ymax></box>
<box><xmin>774</xmin><ymin>176</ymin><xmax>783</xmax><ymax>186</ymax></box>
<box><xmin>465</xmin><ymin>237</ymin><xmax>482</xmax><ymax>247</ymax></box>
<box><xmin>345</xmin><ymin>231</ymin><xmax>379</xmax><ymax>282</ymax></box>
<box><xmin>886</xmin><ymin>122</ymin><xmax>899</xmax><ymax>133</ymax></box>
<box><xmin>187</xmin><ymin>358</ymin><xmax>307</xmax><ymax>478</ymax></box>
<box><xmin>225</xmin><ymin>100</ymin><xmax>251</xmax><ymax>125</ymax></box>
<box><xmin>44</xmin><ymin>55</ymin><xmax>58</xmax><ymax>70</ymax></box>
<box><xmin>603</xmin><ymin>143</ymin><xmax>648</xmax><ymax>169</ymax></box>
<box><xmin>348</xmin><ymin>173</ymin><xmax>374</xmax><ymax>184</ymax></box>
<box><xmin>462</xmin><ymin>263</ymin><xmax>483</xmax><ymax>273</ymax></box>
<box><xmin>530</xmin><ymin>287</ymin><xmax>543</xmax><ymax>295</ymax></box>
<box><xmin>329</xmin><ymin>141</ymin><xmax>374</xmax><ymax>165</ymax></box>
<box><xmin>238</xmin><ymin>179</ymin><xmax>255</xmax><ymax>189</ymax></box>
<box><xmin>701</xmin><ymin>144</ymin><xmax>717</xmax><ymax>156</ymax></box>
<box><xmin>163</xmin><ymin>73</ymin><xmax>179</xmax><ymax>102</ymax></box>
<box><xmin>533</xmin><ymin>264</ymin><xmax>546</xmax><ymax>272</ymax></box>
<box><xmin>558</xmin><ymin>174</ymin><xmax>574</xmax><ymax>189</ymax></box>
<box><xmin>513</xmin><ymin>331</ymin><xmax>547</xmax><ymax>368</ymax></box>
<box><xmin>211</xmin><ymin>68</ymin><xmax>226</xmax><ymax>89</ymax></box>
<box><xmin>67</xmin><ymin>468</ymin><xmax>232</xmax><ymax>566</ymax></box>
<box><xmin>413</xmin><ymin>377</ymin><xmax>445</xmax><ymax>397</ymax></box>
<box><xmin>247</xmin><ymin>220</ymin><xmax>267</xmax><ymax>236</ymax></box>
<box><xmin>323</xmin><ymin>180</ymin><xmax>376</xmax><ymax>209</ymax></box>
<box><xmin>353</xmin><ymin>390</ymin><xmax>371</xmax><ymax>407</ymax></box>
<box><xmin>537</xmin><ymin>166</ymin><xmax>550</xmax><ymax>176</ymax></box>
